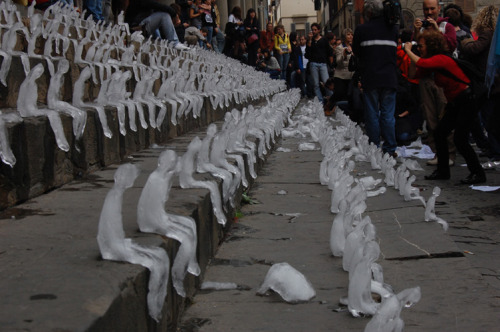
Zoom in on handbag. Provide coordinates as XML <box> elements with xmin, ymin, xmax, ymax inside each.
<box><xmin>247</xmin><ymin>33</ymin><xmax>258</xmax><ymax>45</ymax></box>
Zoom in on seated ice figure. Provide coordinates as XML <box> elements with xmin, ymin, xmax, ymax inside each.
<box><xmin>197</xmin><ymin>124</ymin><xmax>237</xmax><ymax>207</ymax></box>
<box><xmin>345</xmin><ymin>240</ymin><xmax>382</xmax><ymax>317</ymax></box>
<box><xmin>73</xmin><ymin>66</ymin><xmax>115</xmax><ymax>138</ymax></box>
<box><xmin>17</xmin><ymin>63</ymin><xmax>70</xmax><ymax>151</ymax></box>
<box><xmin>97</xmin><ymin>164</ymin><xmax>169</xmax><ymax>322</ymax></box>
<box><xmin>178</xmin><ymin>137</ymin><xmax>227</xmax><ymax>225</ymax></box>
<box><xmin>364</xmin><ymin>287</ymin><xmax>421</xmax><ymax>332</ymax></box>
<box><xmin>402</xmin><ymin>174</ymin><xmax>426</xmax><ymax>206</ymax></box>
<box><xmin>137</xmin><ymin>150</ymin><xmax>200</xmax><ymax>297</ymax></box>
<box><xmin>343</xmin><ymin>216</ymin><xmax>373</xmax><ymax>273</ymax></box>
<box><xmin>330</xmin><ymin>199</ymin><xmax>348</xmax><ymax>257</ymax></box>
<box><xmin>257</xmin><ymin>262</ymin><xmax>316</xmax><ymax>303</ymax></box>
<box><xmin>47</xmin><ymin>59</ymin><xmax>87</xmax><ymax>142</ymax></box>
<box><xmin>0</xmin><ymin>111</ymin><xmax>22</xmax><ymax>167</ymax></box>
<box><xmin>0</xmin><ymin>22</ymin><xmax>30</xmax><ymax>86</ymax></box>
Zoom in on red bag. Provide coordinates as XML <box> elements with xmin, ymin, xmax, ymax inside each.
<box><xmin>247</xmin><ymin>33</ymin><xmax>258</xmax><ymax>45</ymax></box>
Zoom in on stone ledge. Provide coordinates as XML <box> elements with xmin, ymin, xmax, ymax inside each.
<box><xmin>0</xmin><ymin>118</ymin><xmax>277</xmax><ymax>331</ymax></box>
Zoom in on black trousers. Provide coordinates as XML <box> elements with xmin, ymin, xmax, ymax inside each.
<box><xmin>435</xmin><ymin>89</ymin><xmax>485</xmax><ymax>177</ymax></box>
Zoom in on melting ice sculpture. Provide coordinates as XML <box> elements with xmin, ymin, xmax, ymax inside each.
<box><xmin>210</xmin><ymin>129</ymin><xmax>244</xmax><ymax>189</ymax></box>
<box><xmin>179</xmin><ymin>137</ymin><xmax>227</xmax><ymax>225</ymax></box>
<box><xmin>197</xmin><ymin>124</ymin><xmax>237</xmax><ymax>207</ymax></box>
<box><xmin>344</xmin><ymin>240</ymin><xmax>381</xmax><ymax>317</ymax></box>
<box><xmin>47</xmin><ymin>59</ymin><xmax>87</xmax><ymax>142</ymax></box>
<box><xmin>97</xmin><ymin>163</ymin><xmax>169</xmax><ymax>322</ymax></box>
<box><xmin>257</xmin><ymin>262</ymin><xmax>316</xmax><ymax>303</ymax></box>
<box><xmin>17</xmin><ymin>63</ymin><xmax>70</xmax><ymax>151</ymax></box>
<box><xmin>0</xmin><ymin>22</ymin><xmax>30</xmax><ymax>86</ymax></box>
<box><xmin>330</xmin><ymin>199</ymin><xmax>348</xmax><ymax>257</ymax></box>
<box><xmin>343</xmin><ymin>216</ymin><xmax>374</xmax><ymax>273</ymax></box>
<box><xmin>0</xmin><ymin>111</ymin><xmax>22</xmax><ymax>167</ymax></box>
<box><xmin>137</xmin><ymin>150</ymin><xmax>200</xmax><ymax>297</ymax></box>
<box><xmin>402</xmin><ymin>175</ymin><xmax>426</xmax><ymax>206</ymax></box>
<box><xmin>364</xmin><ymin>287</ymin><xmax>421</xmax><ymax>332</ymax></box>
<box><xmin>73</xmin><ymin>65</ymin><xmax>114</xmax><ymax>137</ymax></box>
<box><xmin>424</xmin><ymin>186</ymin><xmax>448</xmax><ymax>231</ymax></box>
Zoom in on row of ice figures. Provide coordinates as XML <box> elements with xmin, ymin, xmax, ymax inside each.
<box><xmin>96</xmin><ymin>90</ymin><xmax>300</xmax><ymax>322</ymax></box>
<box><xmin>0</xmin><ymin>0</ymin><xmax>287</xmax><ymax>167</ymax></box>
<box><xmin>283</xmin><ymin>99</ymin><xmax>450</xmax><ymax>331</ymax></box>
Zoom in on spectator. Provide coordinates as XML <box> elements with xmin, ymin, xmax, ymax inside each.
<box><xmin>405</xmin><ymin>29</ymin><xmax>486</xmax><ymax>184</ymax></box>
<box><xmin>445</xmin><ymin>8</ymin><xmax>472</xmax><ymax>59</ymax></box>
<box><xmin>189</xmin><ymin>0</ymin><xmax>202</xmax><ymax>29</ymax></box>
<box><xmin>298</xmin><ymin>35</ymin><xmax>311</xmax><ymax>98</ymax></box>
<box><xmin>325</xmin><ymin>32</ymin><xmax>337</xmax><ymax>77</ymax></box>
<box><xmin>243</xmin><ymin>8</ymin><xmax>260</xmax><ymax>67</ymax></box>
<box><xmin>332</xmin><ymin>28</ymin><xmax>354</xmax><ymax>106</ymax></box>
<box><xmin>200</xmin><ymin>0</ymin><xmax>215</xmax><ymax>48</ymax></box>
<box><xmin>289</xmin><ymin>32</ymin><xmax>305</xmax><ymax>95</ymax></box>
<box><xmin>223</xmin><ymin>6</ymin><xmax>243</xmax><ymax>57</ymax></box>
<box><xmin>260</xmin><ymin>22</ymin><xmax>275</xmax><ymax>56</ymax></box>
<box><xmin>124</xmin><ymin>0</ymin><xmax>188</xmax><ymax>50</ymax></box>
<box><xmin>305</xmin><ymin>23</ymin><xmax>334</xmax><ymax>103</ymax></box>
<box><xmin>84</xmin><ymin>0</ymin><xmax>103</xmax><ymax>22</ymax></box>
<box><xmin>274</xmin><ymin>24</ymin><xmax>291</xmax><ymax>79</ymax></box>
<box><xmin>185</xmin><ymin>26</ymin><xmax>211</xmax><ymax>49</ymax></box>
<box><xmin>352</xmin><ymin>0</ymin><xmax>398</xmax><ymax>156</ymax></box>
<box><xmin>171</xmin><ymin>3</ymin><xmax>186</xmax><ymax>43</ymax></box>
<box><xmin>211</xmin><ymin>0</ymin><xmax>225</xmax><ymax>53</ymax></box>
<box><xmin>257</xmin><ymin>49</ymin><xmax>281</xmax><ymax>79</ymax></box>
<box><xmin>461</xmin><ymin>5</ymin><xmax>500</xmax><ymax>164</ymax></box>
<box><xmin>176</xmin><ymin>0</ymin><xmax>193</xmax><ymax>27</ymax></box>
<box><xmin>413</xmin><ymin>0</ymin><xmax>457</xmax><ymax>167</ymax></box>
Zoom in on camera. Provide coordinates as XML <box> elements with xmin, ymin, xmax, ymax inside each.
<box><xmin>421</xmin><ymin>20</ymin><xmax>430</xmax><ymax>28</ymax></box>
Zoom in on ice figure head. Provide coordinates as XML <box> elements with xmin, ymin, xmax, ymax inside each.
<box><xmin>31</xmin><ymin>63</ymin><xmax>45</xmax><ymax>80</ymax></box>
<box><xmin>207</xmin><ymin>123</ymin><xmax>217</xmax><ymax>137</ymax></box>
<box><xmin>400</xmin><ymin>286</ymin><xmax>421</xmax><ymax>308</ymax></box>
<box><xmin>114</xmin><ymin>163</ymin><xmax>140</xmax><ymax>190</ymax></box>
<box><xmin>257</xmin><ymin>262</ymin><xmax>316</xmax><ymax>303</ymax></box>
<box><xmin>158</xmin><ymin>149</ymin><xmax>178</xmax><ymax>174</ymax></box>
<box><xmin>432</xmin><ymin>186</ymin><xmax>441</xmax><ymax>197</ymax></box>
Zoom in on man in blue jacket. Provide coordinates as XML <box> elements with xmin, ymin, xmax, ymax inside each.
<box><xmin>353</xmin><ymin>0</ymin><xmax>399</xmax><ymax>156</ymax></box>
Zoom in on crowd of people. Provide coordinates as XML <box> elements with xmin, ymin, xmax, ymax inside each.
<box><xmin>16</xmin><ymin>0</ymin><xmax>500</xmax><ymax>185</ymax></box>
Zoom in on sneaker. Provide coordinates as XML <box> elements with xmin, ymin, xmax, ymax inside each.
<box><xmin>174</xmin><ymin>43</ymin><xmax>189</xmax><ymax>51</ymax></box>
<box><xmin>426</xmin><ymin>157</ymin><xmax>438</xmax><ymax>165</ymax></box>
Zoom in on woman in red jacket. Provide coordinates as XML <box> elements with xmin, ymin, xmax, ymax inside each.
<box><xmin>404</xmin><ymin>29</ymin><xmax>486</xmax><ymax>184</ymax></box>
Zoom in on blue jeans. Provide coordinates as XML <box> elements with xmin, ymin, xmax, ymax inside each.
<box><xmin>141</xmin><ymin>12</ymin><xmax>179</xmax><ymax>45</ymax></box>
<box><xmin>276</xmin><ymin>53</ymin><xmax>290</xmax><ymax>80</ymax></box>
<box><xmin>309</xmin><ymin>62</ymin><xmax>330</xmax><ymax>103</ymax></box>
<box><xmin>362</xmin><ymin>88</ymin><xmax>397</xmax><ymax>153</ymax></box>
<box><xmin>84</xmin><ymin>0</ymin><xmax>103</xmax><ymax>22</ymax></box>
<box><xmin>214</xmin><ymin>29</ymin><xmax>225</xmax><ymax>53</ymax></box>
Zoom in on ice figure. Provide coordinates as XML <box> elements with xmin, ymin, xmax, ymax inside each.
<box><xmin>424</xmin><ymin>187</ymin><xmax>448</xmax><ymax>231</ymax></box>
<box><xmin>331</xmin><ymin>173</ymin><xmax>354</xmax><ymax>213</ymax></box>
<box><xmin>47</xmin><ymin>59</ymin><xmax>87</xmax><ymax>141</ymax></box>
<box><xmin>402</xmin><ymin>159</ymin><xmax>424</xmax><ymax>171</ymax></box>
<box><xmin>210</xmin><ymin>130</ymin><xmax>244</xmax><ymax>189</ymax></box>
<box><xmin>402</xmin><ymin>175</ymin><xmax>426</xmax><ymax>206</ymax></box>
<box><xmin>197</xmin><ymin>124</ymin><xmax>237</xmax><ymax>207</ymax></box>
<box><xmin>73</xmin><ymin>66</ymin><xmax>114</xmax><ymax>137</ymax></box>
<box><xmin>330</xmin><ymin>199</ymin><xmax>348</xmax><ymax>257</ymax></box>
<box><xmin>397</xmin><ymin>170</ymin><xmax>410</xmax><ymax>196</ymax></box>
<box><xmin>17</xmin><ymin>64</ymin><xmax>70</xmax><ymax>151</ymax></box>
<box><xmin>0</xmin><ymin>22</ymin><xmax>30</xmax><ymax>86</ymax></box>
<box><xmin>97</xmin><ymin>164</ymin><xmax>169</xmax><ymax>322</ymax></box>
<box><xmin>366</xmin><ymin>187</ymin><xmax>387</xmax><ymax>197</ymax></box>
<box><xmin>132</xmin><ymin>68</ymin><xmax>165</xmax><ymax>129</ymax></box>
<box><xmin>224</xmin><ymin>110</ymin><xmax>258</xmax><ymax>180</ymax></box>
<box><xmin>0</xmin><ymin>111</ymin><xmax>22</xmax><ymax>167</ymax></box>
<box><xmin>179</xmin><ymin>137</ymin><xmax>227</xmax><ymax>225</ymax></box>
<box><xmin>343</xmin><ymin>216</ymin><xmax>373</xmax><ymax>272</ymax></box>
<box><xmin>357</xmin><ymin>176</ymin><xmax>382</xmax><ymax>191</ymax></box>
<box><xmin>393</xmin><ymin>164</ymin><xmax>406</xmax><ymax>191</ymax></box>
<box><xmin>364</xmin><ymin>287</ymin><xmax>421</xmax><ymax>332</ymax></box>
<box><xmin>345</xmin><ymin>240</ymin><xmax>381</xmax><ymax>317</ymax></box>
<box><xmin>108</xmin><ymin>70</ymin><xmax>145</xmax><ymax>131</ymax></box>
<box><xmin>257</xmin><ymin>262</ymin><xmax>316</xmax><ymax>303</ymax></box>
<box><xmin>137</xmin><ymin>150</ymin><xmax>200</xmax><ymax>297</ymax></box>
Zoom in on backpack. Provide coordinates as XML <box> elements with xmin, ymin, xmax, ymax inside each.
<box><xmin>383</xmin><ymin>0</ymin><xmax>402</xmax><ymax>27</ymax></box>
<box><xmin>440</xmin><ymin>56</ymin><xmax>488</xmax><ymax>105</ymax></box>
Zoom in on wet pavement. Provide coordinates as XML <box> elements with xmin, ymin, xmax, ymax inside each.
<box><xmin>179</xmin><ymin>106</ymin><xmax>500</xmax><ymax>331</ymax></box>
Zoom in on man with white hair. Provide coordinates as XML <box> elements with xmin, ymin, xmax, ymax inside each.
<box><xmin>353</xmin><ymin>0</ymin><xmax>399</xmax><ymax>156</ymax></box>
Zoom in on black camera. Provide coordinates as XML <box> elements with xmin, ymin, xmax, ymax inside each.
<box><xmin>421</xmin><ymin>20</ymin><xmax>430</xmax><ymax>28</ymax></box>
